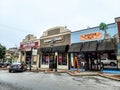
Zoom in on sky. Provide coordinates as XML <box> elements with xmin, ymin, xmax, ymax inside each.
<box><xmin>0</xmin><ymin>0</ymin><xmax>119</xmax><ymax>49</ymax></box>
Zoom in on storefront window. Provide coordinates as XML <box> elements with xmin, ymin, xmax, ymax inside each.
<box><xmin>42</xmin><ymin>55</ymin><xmax>49</xmax><ymax>65</ymax></box>
<box><xmin>32</xmin><ymin>55</ymin><xmax>37</xmax><ymax>65</ymax></box>
<box><xmin>100</xmin><ymin>52</ymin><xmax>117</xmax><ymax>60</ymax></box>
<box><xmin>100</xmin><ymin>52</ymin><xmax>117</xmax><ymax>68</ymax></box>
<box><xmin>100</xmin><ymin>53</ymin><xmax>108</xmax><ymax>59</ymax></box>
<box><xmin>108</xmin><ymin>52</ymin><xmax>116</xmax><ymax>60</ymax></box>
<box><xmin>58</xmin><ymin>53</ymin><xmax>67</xmax><ymax>65</ymax></box>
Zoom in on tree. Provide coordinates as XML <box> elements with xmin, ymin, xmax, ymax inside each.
<box><xmin>0</xmin><ymin>44</ymin><xmax>6</xmax><ymax>62</ymax></box>
<box><xmin>99</xmin><ymin>22</ymin><xmax>108</xmax><ymax>39</ymax></box>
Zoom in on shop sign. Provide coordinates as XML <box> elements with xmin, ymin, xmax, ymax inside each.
<box><xmin>44</xmin><ymin>36</ymin><xmax>63</xmax><ymax>44</ymax></box>
<box><xmin>80</xmin><ymin>32</ymin><xmax>102</xmax><ymax>41</ymax></box>
<box><xmin>20</xmin><ymin>42</ymin><xmax>38</xmax><ymax>50</ymax></box>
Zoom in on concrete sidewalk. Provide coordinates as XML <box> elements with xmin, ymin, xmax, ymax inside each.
<box><xmin>67</xmin><ymin>70</ymin><xmax>120</xmax><ymax>81</ymax></box>
<box><xmin>67</xmin><ymin>71</ymin><xmax>98</xmax><ymax>76</ymax></box>
<box><xmin>99</xmin><ymin>72</ymin><xmax>120</xmax><ymax>81</ymax></box>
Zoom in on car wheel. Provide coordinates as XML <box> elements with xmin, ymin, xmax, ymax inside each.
<box><xmin>9</xmin><ymin>70</ymin><xmax>11</xmax><ymax>73</ymax></box>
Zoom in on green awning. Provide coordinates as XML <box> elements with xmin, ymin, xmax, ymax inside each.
<box><xmin>97</xmin><ymin>39</ymin><xmax>116</xmax><ymax>51</ymax></box>
<box><xmin>68</xmin><ymin>43</ymin><xmax>83</xmax><ymax>53</ymax></box>
<box><xmin>40</xmin><ymin>45</ymin><xmax>69</xmax><ymax>53</ymax></box>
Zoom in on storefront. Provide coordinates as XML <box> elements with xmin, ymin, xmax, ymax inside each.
<box><xmin>40</xmin><ymin>26</ymin><xmax>70</xmax><ymax>71</ymax></box>
<box><xmin>69</xmin><ymin>23</ymin><xmax>118</xmax><ymax>71</ymax></box>
<box><xmin>20</xmin><ymin>34</ymin><xmax>40</xmax><ymax>69</ymax></box>
<box><xmin>115</xmin><ymin>17</ymin><xmax>120</xmax><ymax>69</ymax></box>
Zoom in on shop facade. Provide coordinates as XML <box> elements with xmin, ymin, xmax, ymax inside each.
<box><xmin>115</xmin><ymin>17</ymin><xmax>120</xmax><ymax>69</ymax></box>
<box><xmin>40</xmin><ymin>26</ymin><xmax>70</xmax><ymax>71</ymax></box>
<box><xmin>20</xmin><ymin>34</ymin><xmax>40</xmax><ymax>69</ymax></box>
<box><xmin>69</xmin><ymin>23</ymin><xmax>118</xmax><ymax>71</ymax></box>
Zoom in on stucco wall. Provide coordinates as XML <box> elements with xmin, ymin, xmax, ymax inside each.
<box><xmin>71</xmin><ymin>23</ymin><xmax>118</xmax><ymax>43</ymax></box>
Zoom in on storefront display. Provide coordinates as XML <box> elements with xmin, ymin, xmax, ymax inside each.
<box><xmin>69</xmin><ymin>22</ymin><xmax>118</xmax><ymax>71</ymax></box>
<box><xmin>100</xmin><ymin>52</ymin><xmax>117</xmax><ymax>68</ymax></box>
<box><xmin>58</xmin><ymin>53</ymin><xmax>67</xmax><ymax>65</ymax></box>
<box><xmin>20</xmin><ymin>34</ymin><xmax>40</xmax><ymax>69</ymax></box>
<box><xmin>40</xmin><ymin>26</ymin><xmax>70</xmax><ymax>70</ymax></box>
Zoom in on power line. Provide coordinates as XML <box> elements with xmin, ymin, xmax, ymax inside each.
<box><xmin>0</xmin><ymin>23</ymin><xmax>29</xmax><ymax>34</ymax></box>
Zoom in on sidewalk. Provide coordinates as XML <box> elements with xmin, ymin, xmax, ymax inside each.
<box><xmin>44</xmin><ymin>69</ymin><xmax>67</xmax><ymax>73</ymax></box>
<box><xmin>99</xmin><ymin>72</ymin><xmax>120</xmax><ymax>81</ymax></box>
<box><xmin>67</xmin><ymin>70</ymin><xmax>120</xmax><ymax>81</ymax></box>
<box><xmin>0</xmin><ymin>67</ymin><xmax>8</xmax><ymax>70</ymax></box>
<box><xmin>67</xmin><ymin>70</ymin><xmax>98</xmax><ymax>76</ymax></box>
<box><xmin>27</xmin><ymin>69</ymin><xmax>120</xmax><ymax>81</ymax></box>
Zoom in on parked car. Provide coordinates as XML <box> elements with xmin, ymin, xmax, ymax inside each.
<box><xmin>0</xmin><ymin>63</ymin><xmax>4</xmax><ymax>67</ymax></box>
<box><xmin>9</xmin><ymin>62</ymin><xmax>27</xmax><ymax>72</ymax></box>
<box><xmin>0</xmin><ymin>62</ymin><xmax>11</xmax><ymax>67</ymax></box>
<box><xmin>3</xmin><ymin>62</ymin><xmax>11</xmax><ymax>67</ymax></box>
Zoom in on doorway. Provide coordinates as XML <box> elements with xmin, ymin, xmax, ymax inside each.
<box><xmin>49</xmin><ymin>53</ymin><xmax>57</xmax><ymax>70</ymax></box>
<box><xmin>26</xmin><ymin>51</ymin><xmax>32</xmax><ymax>65</ymax></box>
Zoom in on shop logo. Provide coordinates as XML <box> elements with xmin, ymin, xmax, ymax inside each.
<box><xmin>44</xmin><ymin>36</ymin><xmax>63</xmax><ymax>43</ymax></box>
<box><xmin>20</xmin><ymin>42</ymin><xmax>39</xmax><ymax>50</ymax></box>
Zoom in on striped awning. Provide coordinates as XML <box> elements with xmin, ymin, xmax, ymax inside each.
<box><xmin>68</xmin><ymin>43</ymin><xmax>83</xmax><ymax>53</ymax></box>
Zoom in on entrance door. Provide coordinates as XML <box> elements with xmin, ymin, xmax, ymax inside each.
<box><xmin>90</xmin><ymin>52</ymin><xmax>98</xmax><ymax>70</ymax></box>
<box><xmin>26</xmin><ymin>51</ymin><xmax>32</xmax><ymax>65</ymax></box>
<box><xmin>49</xmin><ymin>53</ymin><xmax>57</xmax><ymax>70</ymax></box>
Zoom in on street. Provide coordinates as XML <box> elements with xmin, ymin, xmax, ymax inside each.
<box><xmin>0</xmin><ymin>70</ymin><xmax>120</xmax><ymax>90</ymax></box>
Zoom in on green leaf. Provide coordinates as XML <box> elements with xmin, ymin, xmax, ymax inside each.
<box><xmin>99</xmin><ymin>22</ymin><xmax>107</xmax><ymax>30</ymax></box>
<box><xmin>0</xmin><ymin>44</ymin><xmax>6</xmax><ymax>59</ymax></box>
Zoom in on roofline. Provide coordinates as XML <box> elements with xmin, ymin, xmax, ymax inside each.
<box><xmin>71</xmin><ymin>22</ymin><xmax>116</xmax><ymax>33</ymax></box>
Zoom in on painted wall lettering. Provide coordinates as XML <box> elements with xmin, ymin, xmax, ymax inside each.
<box><xmin>80</xmin><ymin>32</ymin><xmax>102</xmax><ymax>40</ymax></box>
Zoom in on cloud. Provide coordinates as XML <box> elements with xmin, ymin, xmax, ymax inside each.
<box><xmin>0</xmin><ymin>0</ymin><xmax>120</xmax><ymax>49</ymax></box>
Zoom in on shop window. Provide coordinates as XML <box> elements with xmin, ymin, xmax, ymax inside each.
<box><xmin>100</xmin><ymin>53</ymin><xmax>108</xmax><ymax>59</ymax></box>
<box><xmin>100</xmin><ymin>52</ymin><xmax>117</xmax><ymax>68</ymax></box>
<box><xmin>100</xmin><ymin>52</ymin><xmax>116</xmax><ymax>60</ymax></box>
<box><xmin>108</xmin><ymin>52</ymin><xmax>117</xmax><ymax>60</ymax></box>
<box><xmin>42</xmin><ymin>55</ymin><xmax>49</xmax><ymax>65</ymax></box>
<box><xmin>32</xmin><ymin>56</ymin><xmax>37</xmax><ymax>65</ymax></box>
<box><xmin>58</xmin><ymin>53</ymin><xmax>67</xmax><ymax>65</ymax></box>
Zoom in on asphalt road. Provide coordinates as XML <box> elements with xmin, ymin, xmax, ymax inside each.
<box><xmin>0</xmin><ymin>70</ymin><xmax>120</xmax><ymax>90</ymax></box>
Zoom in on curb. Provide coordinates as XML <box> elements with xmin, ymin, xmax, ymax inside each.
<box><xmin>67</xmin><ymin>71</ymin><xmax>98</xmax><ymax>76</ymax></box>
<box><xmin>67</xmin><ymin>71</ymin><xmax>120</xmax><ymax>81</ymax></box>
<box><xmin>44</xmin><ymin>70</ymin><xmax>67</xmax><ymax>74</ymax></box>
<box><xmin>98</xmin><ymin>73</ymin><xmax>120</xmax><ymax>81</ymax></box>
